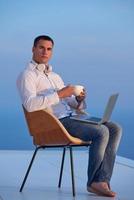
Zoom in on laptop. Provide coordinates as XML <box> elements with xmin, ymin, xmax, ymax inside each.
<box><xmin>70</xmin><ymin>93</ymin><xmax>119</xmax><ymax>125</ymax></box>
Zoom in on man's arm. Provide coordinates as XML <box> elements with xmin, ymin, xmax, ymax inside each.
<box><xmin>57</xmin><ymin>85</ymin><xmax>74</xmax><ymax>98</ymax></box>
<box><xmin>17</xmin><ymin>71</ymin><xmax>60</xmax><ymax>112</ymax></box>
<box><xmin>57</xmin><ymin>85</ymin><xmax>86</xmax><ymax>110</ymax></box>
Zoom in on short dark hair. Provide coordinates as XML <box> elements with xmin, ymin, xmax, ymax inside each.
<box><xmin>33</xmin><ymin>35</ymin><xmax>54</xmax><ymax>47</ymax></box>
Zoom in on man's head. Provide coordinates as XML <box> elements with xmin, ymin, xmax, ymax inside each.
<box><xmin>32</xmin><ymin>35</ymin><xmax>54</xmax><ymax>64</ymax></box>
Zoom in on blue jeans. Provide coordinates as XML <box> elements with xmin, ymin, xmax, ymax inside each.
<box><xmin>59</xmin><ymin>117</ymin><xmax>122</xmax><ymax>186</ymax></box>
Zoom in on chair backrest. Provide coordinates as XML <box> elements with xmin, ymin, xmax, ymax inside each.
<box><xmin>22</xmin><ymin>106</ymin><xmax>84</xmax><ymax>146</ymax></box>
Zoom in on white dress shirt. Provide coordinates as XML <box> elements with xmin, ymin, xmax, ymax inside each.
<box><xmin>17</xmin><ymin>61</ymin><xmax>86</xmax><ymax>119</ymax></box>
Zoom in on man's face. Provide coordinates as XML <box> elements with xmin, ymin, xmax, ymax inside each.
<box><xmin>32</xmin><ymin>39</ymin><xmax>53</xmax><ymax>64</ymax></box>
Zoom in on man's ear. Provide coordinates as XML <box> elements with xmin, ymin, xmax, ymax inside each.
<box><xmin>32</xmin><ymin>46</ymin><xmax>35</xmax><ymax>53</ymax></box>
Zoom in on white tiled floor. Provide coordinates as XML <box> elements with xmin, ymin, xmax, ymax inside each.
<box><xmin>0</xmin><ymin>150</ymin><xmax>134</xmax><ymax>200</ymax></box>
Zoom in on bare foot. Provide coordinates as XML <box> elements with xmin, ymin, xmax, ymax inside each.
<box><xmin>87</xmin><ymin>186</ymin><xmax>102</xmax><ymax>195</ymax></box>
<box><xmin>87</xmin><ymin>182</ymin><xmax>116</xmax><ymax>197</ymax></box>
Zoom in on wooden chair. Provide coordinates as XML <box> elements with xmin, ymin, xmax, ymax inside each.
<box><xmin>19</xmin><ymin>106</ymin><xmax>90</xmax><ymax>196</ymax></box>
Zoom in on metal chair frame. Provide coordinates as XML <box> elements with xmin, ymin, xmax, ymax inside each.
<box><xmin>19</xmin><ymin>144</ymin><xmax>89</xmax><ymax>196</ymax></box>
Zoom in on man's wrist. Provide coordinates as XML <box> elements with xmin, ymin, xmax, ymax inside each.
<box><xmin>75</xmin><ymin>96</ymin><xmax>82</xmax><ymax>103</ymax></box>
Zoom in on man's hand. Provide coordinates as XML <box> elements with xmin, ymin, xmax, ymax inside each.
<box><xmin>57</xmin><ymin>85</ymin><xmax>75</xmax><ymax>98</ymax></box>
<box><xmin>75</xmin><ymin>89</ymin><xmax>86</xmax><ymax>103</ymax></box>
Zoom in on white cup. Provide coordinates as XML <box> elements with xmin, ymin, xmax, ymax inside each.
<box><xmin>73</xmin><ymin>85</ymin><xmax>84</xmax><ymax>96</ymax></box>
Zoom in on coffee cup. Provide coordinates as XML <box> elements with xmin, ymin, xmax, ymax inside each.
<box><xmin>73</xmin><ymin>85</ymin><xmax>84</xmax><ymax>96</ymax></box>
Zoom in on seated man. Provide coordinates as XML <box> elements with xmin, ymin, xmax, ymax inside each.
<box><xmin>17</xmin><ymin>35</ymin><xmax>122</xmax><ymax>197</ymax></box>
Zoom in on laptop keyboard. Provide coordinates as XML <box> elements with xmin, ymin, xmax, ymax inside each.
<box><xmin>87</xmin><ymin>117</ymin><xmax>101</xmax><ymax>122</ymax></box>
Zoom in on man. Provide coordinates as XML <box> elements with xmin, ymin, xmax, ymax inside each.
<box><xmin>17</xmin><ymin>35</ymin><xmax>122</xmax><ymax>197</ymax></box>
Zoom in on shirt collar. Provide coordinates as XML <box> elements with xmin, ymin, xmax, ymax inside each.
<box><xmin>28</xmin><ymin>60</ymin><xmax>52</xmax><ymax>74</ymax></box>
